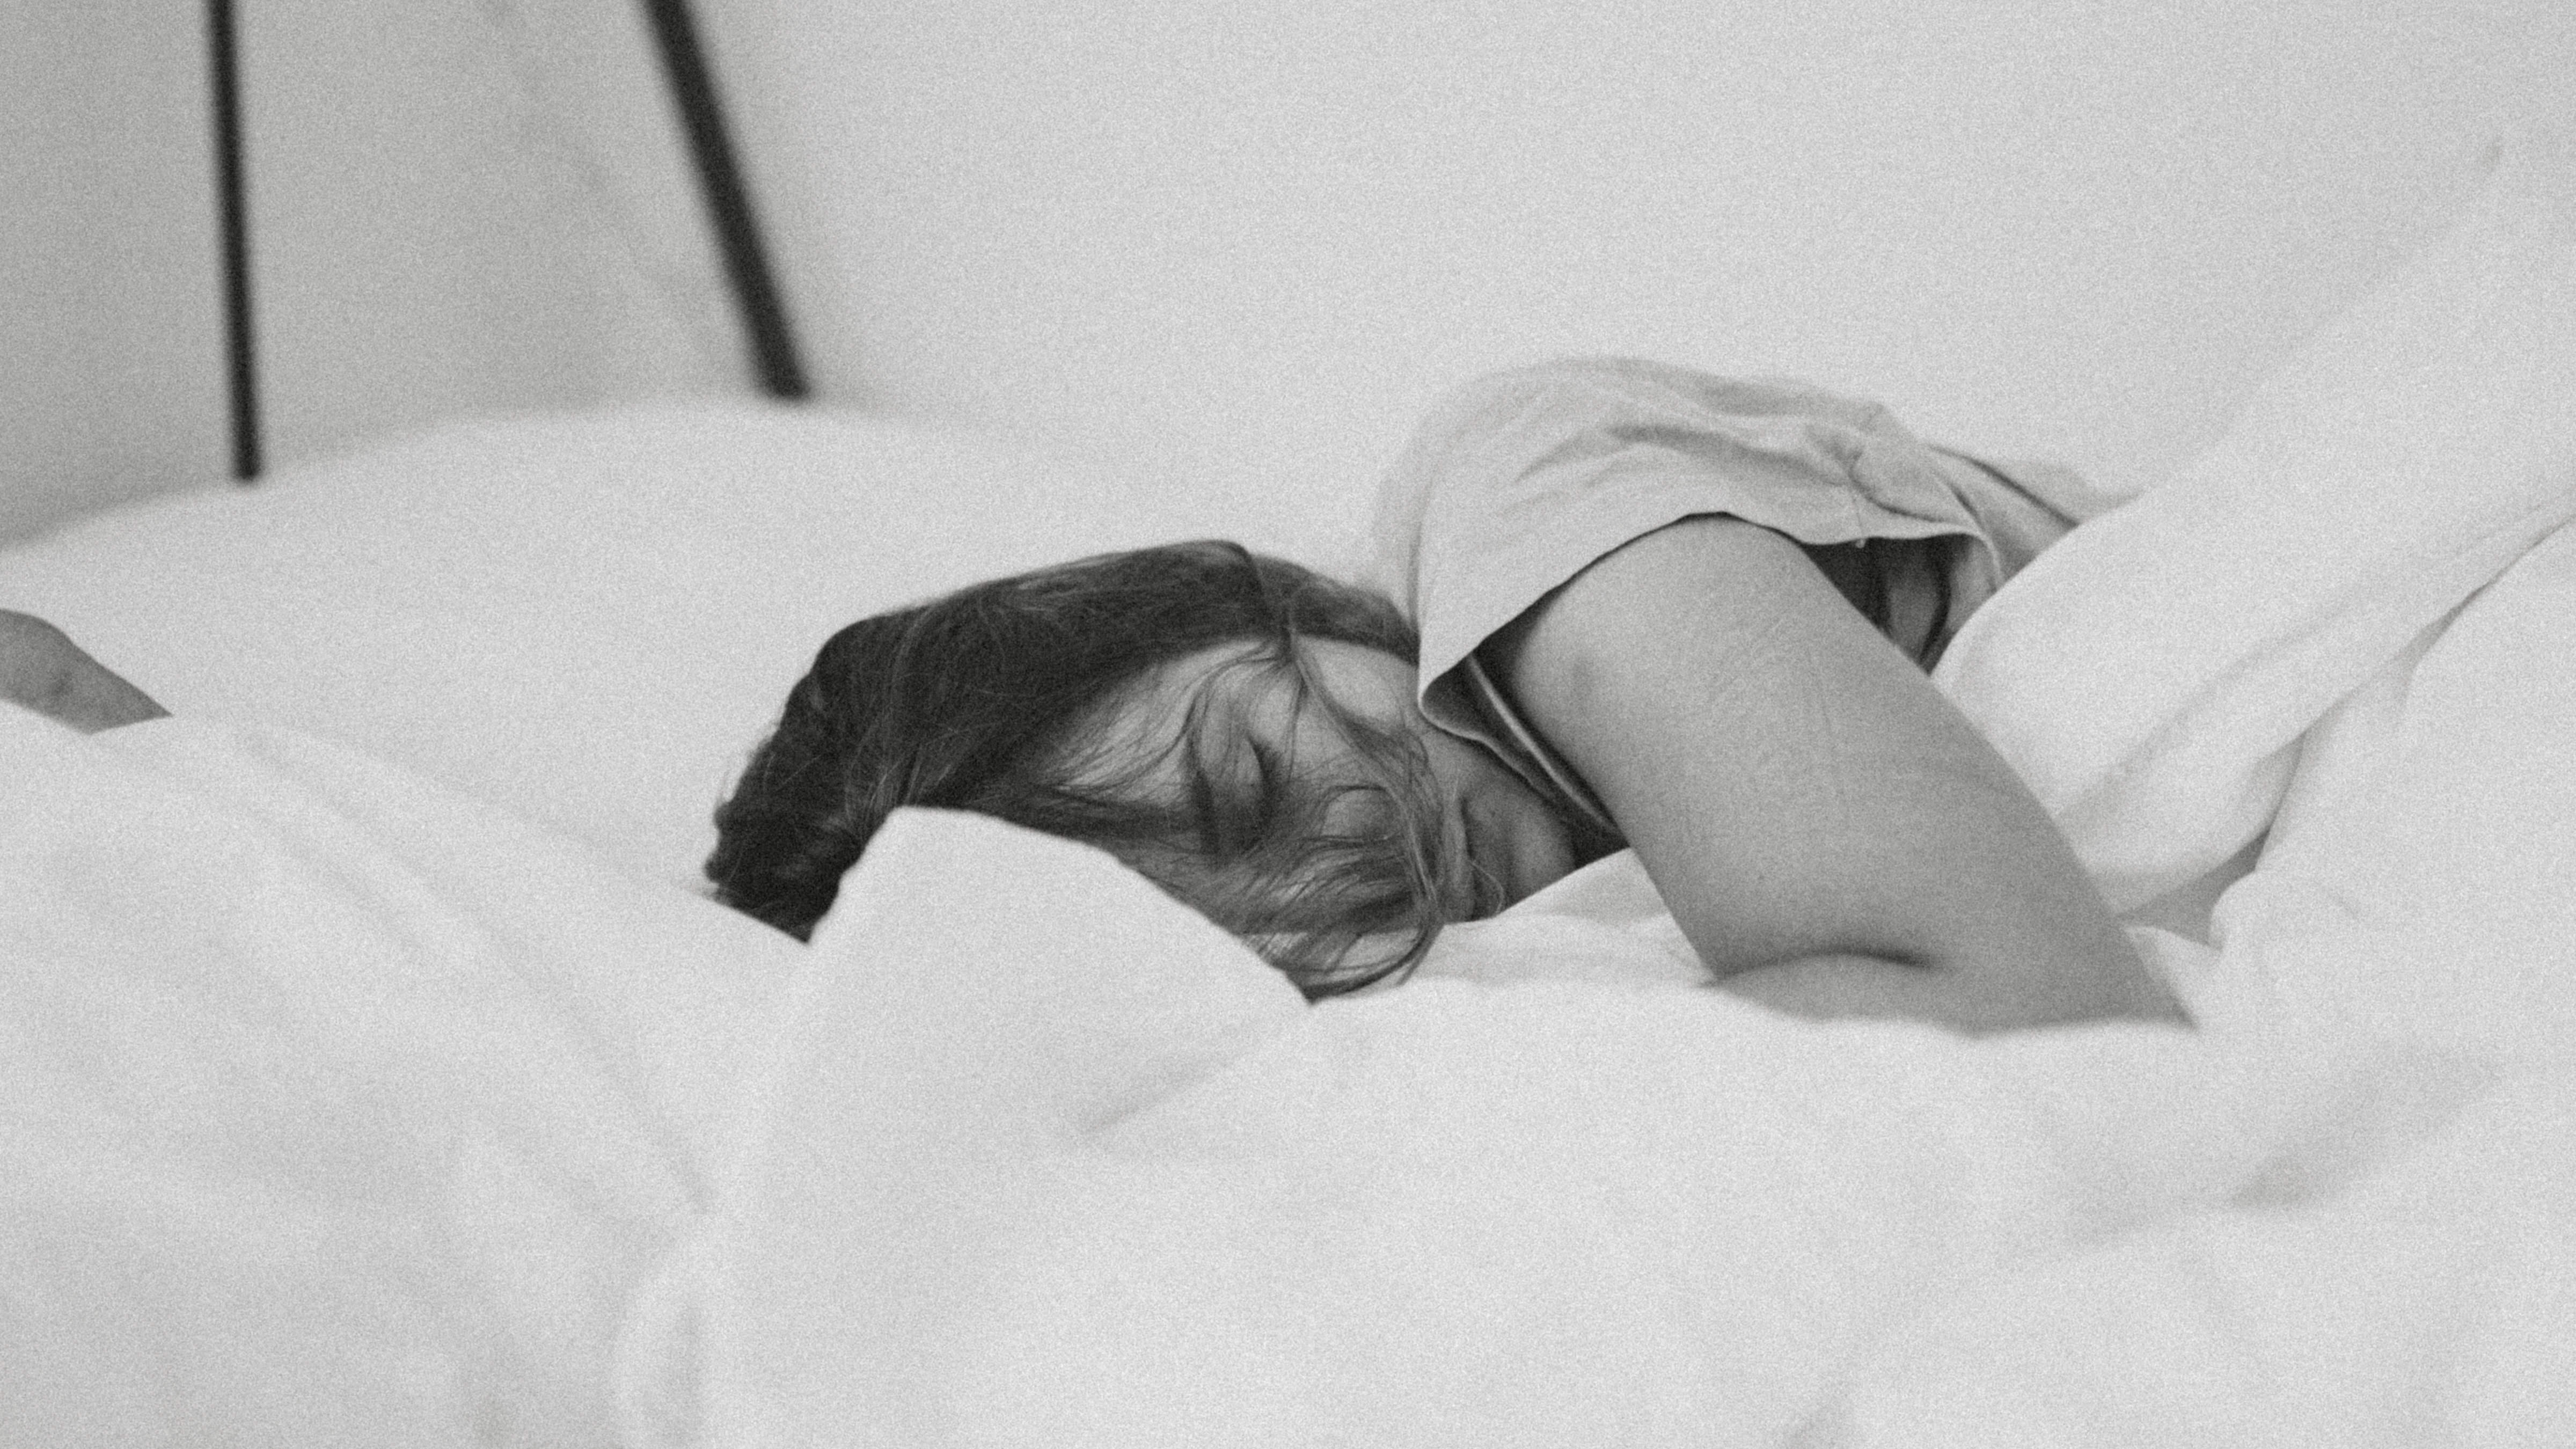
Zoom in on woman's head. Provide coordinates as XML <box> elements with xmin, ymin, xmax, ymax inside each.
<box><xmin>706</xmin><ymin>540</ymin><xmax>1578</xmax><ymax>996</ymax></box>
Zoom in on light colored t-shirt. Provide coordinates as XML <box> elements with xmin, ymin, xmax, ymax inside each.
<box><xmin>1367</xmin><ymin>356</ymin><xmax>2118</xmax><ymax>832</ymax></box>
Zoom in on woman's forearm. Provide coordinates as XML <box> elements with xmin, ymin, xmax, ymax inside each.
<box><xmin>1487</xmin><ymin>518</ymin><xmax>2182</xmax><ymax>1030</ymax></box>
<box><xmin>1714</xmin><ymin>953</ymin><xmax>2169</xmax><ymax>1035</ymax></box>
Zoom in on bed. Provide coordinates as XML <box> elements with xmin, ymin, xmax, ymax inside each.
<box><xmin>6</xmin><ymin>110</ymin><xmax>2575</xmax><ymax>1449</ymax></box>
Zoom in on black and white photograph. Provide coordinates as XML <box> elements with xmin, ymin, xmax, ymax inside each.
<box><xmin>4</xmin><ymin>2</ymin><xmax>2572</xmax><ymax>1444</ymax></box>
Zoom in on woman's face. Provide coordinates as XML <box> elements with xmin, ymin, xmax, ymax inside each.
<box><xmin>1099</xmin><ymin>637</ymin><xmax>1580</xmax><ymax>914</ymax></box>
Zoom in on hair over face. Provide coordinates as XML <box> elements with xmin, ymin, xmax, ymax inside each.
<box><xmin>707</xmin><ymin>540</ymin><xmax>1481</xmax><ymax>996</ymax></box>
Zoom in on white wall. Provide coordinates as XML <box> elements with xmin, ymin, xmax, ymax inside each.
<box><xmin>13</xmin><ymin>2</ymin><xmax>2568</xmax><ymax>548</ymax></box>
<box><xmin>238</xmin><ymin>0</ymin><xmax>741</xmax><ymax>469</ymax></box>
<box><xmin>0</xmin><ymin>0</ymin><xmax>753</xmax><ymax>541</ymax></box>
<box><xmin>1</xmin><ymin>3</ymin><xmax>228</xmax><ymax>534</ymax></box>
<box><xmin>730</xmin><ymin>0</ymin><xmax>2574</xmax><ymax>526</ymax></box>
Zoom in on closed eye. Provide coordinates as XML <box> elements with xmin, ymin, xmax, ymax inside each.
<box><xmin>1182</xmin><ymin>731</ymin><xmax>1289</xmax><ymax>858</ymax></box>
<box><xmin>1247</xmin><ymin>737</ymin><xmax>1287</xmax><ymax>836</ymax></box>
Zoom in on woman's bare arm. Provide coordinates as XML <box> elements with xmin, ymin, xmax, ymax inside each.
<box><xmin>1484</xmin><ymin>517</ymin><xmax>2181</xmax><ymax>1033</ymax></box>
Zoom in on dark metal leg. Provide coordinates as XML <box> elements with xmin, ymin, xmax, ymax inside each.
<box><xmin>640</xmin><ymin>0</ymin><xmax>810</xmax><ymax>400</ymax></box>
<box><xmin>207</xmin><ymin>0</ymin><xmax>262</xmax><ymax>480</ymax></box>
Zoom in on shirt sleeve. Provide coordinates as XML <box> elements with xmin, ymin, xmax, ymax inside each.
<box><xmin>1366</xmin><ymin>356</ymin><xmax>2105</xmax><ymax>818</ymax></box>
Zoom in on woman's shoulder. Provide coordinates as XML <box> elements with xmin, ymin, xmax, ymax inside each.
<box><xmin>1377</xmin><ymin>355</ymin><xmax>2104</xmax><ymax>572</ymax></box>
<box><xmin>1382</xmin><ymin>356</ymin><xmax>1979</xmax><ymax>522</ymax></box>
<box><xmin>1403</xmin><ymin>356</ymin><xmax>1897</xmax><ymax>449</ymax></box>
<box><xmin>1369</xmin><ymin>357</ymin><xmax>1958</xmax><ymax>602</ymax></box>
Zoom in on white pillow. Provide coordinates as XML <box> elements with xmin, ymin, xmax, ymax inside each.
<box><xmin>0</xmin><ymin>405</ymin><xmax>1373</xmax><ymax>889</ymax></box>
<box><xmin>1935</xmin><ymin>134</ymin><xmax>2576</xmax><ymax>911</ymax></box>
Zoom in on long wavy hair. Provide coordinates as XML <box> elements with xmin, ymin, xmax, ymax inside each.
<box><xmin>706</xmin><ymin>540</ymin><xmax>1500</xmax><ymax>997</ymax></box>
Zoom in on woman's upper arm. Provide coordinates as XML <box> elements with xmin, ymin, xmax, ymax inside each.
<box><xmin>1483</xmin><ymin>517</ymin><xmax>2178</xmax><ymax>1030</ymax></box>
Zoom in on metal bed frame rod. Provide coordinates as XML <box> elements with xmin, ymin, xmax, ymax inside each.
<box><xmin>206</xmin><ymin>0</ymin><xmax>810</xmax><ymax>485</ymax></box>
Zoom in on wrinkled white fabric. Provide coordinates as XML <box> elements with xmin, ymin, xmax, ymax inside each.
<box><xmin>1809</xmin><ymin>543</ymin><xmax>2576</xmax><ymax>1449</ymax></box>
<box><xmin>678</xmin><ymin>810</ymin><xmax>2319</xmax><ymax>1449</ymax></box>
<box><xmin>1934</xmin><ymin>135</ymin><xmax>2576</xmax><ymax>912</ymax></box>
<box><xmin>0</xmin><ymin>709</ymin><xmax>791</xmax><ymax>1448</ymax></box>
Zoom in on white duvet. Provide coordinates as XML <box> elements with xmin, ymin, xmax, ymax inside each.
<box><xmin>0</xmin><ymin>709</ymin><xmax>793</xmax><ymax>1446</ymax></box>
<box><xmin>664</xmin><ymin>518</ymin><xmax>2576</xmax><ymax>1449</ymax></box>
<box><xmin>5</xmin><ymin>142</ymin><xmax>2574</xmax><ymax>1448</ymax></box>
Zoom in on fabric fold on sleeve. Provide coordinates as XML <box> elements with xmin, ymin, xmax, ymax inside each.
<box><xmin>1367</xmin><ymin>356</ymin><xmax>2102</xmax><ymax>803</ymax></box>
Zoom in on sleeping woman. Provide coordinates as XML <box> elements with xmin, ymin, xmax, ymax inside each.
<box><xmin>709</xmin><ymin>357</ymin><xmax>2185</xmax><ymax>1033</ymax></box>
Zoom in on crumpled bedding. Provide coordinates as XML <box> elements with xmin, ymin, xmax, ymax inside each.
<box><xmin>660</xmin><ymin>500</ymin><xmax>2576</xmax><ymax>1446</ymax></box>
<box><xmin>1807</xmin><ymin>522</ymin><xmax>2576</xmax><ymax>1449</ymax></box>
<box><xmin>661</xmin><ymin>810</ymin><xmax>2528</xmax><ymax>1449</ymax></box>
<box><xmin>0</xmin><ymin>708</ymin><xmax>792</xmax><ymax>1448</ymax></box>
